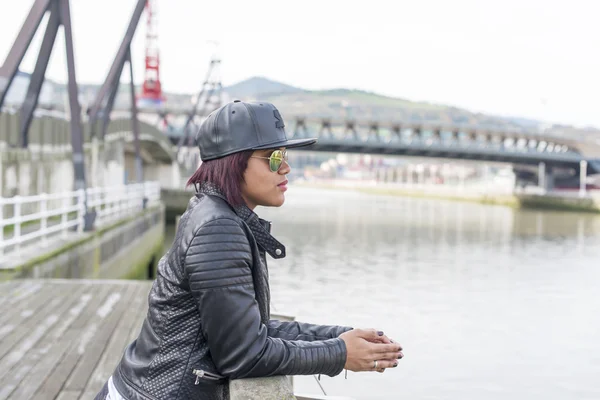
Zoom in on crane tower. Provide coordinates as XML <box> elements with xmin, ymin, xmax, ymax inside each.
<box><xmin>137</xmin><ymin>0</ymin><xmax>165</xmax><ymax>107</ymax></box>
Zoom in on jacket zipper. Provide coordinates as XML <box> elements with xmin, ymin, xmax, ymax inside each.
<box><xmin>192</xmin><ymin>368</ymin><xmax>226</xmax><ymax>385</ymax></box>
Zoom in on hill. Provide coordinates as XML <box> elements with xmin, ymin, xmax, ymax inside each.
<box><xmin>220</xmin><ymin>78</ymin><xmax>533</xmax><ymax>129</ymax></box>
<box><xmin>4</xmin><ymin>73</ymin><xmax>557</xmax><ymax>131</ymax></box>
<box><xmin>224</xmin><ymin>76</ymin><xmax>304</xmax><ymax>99</ymax></box>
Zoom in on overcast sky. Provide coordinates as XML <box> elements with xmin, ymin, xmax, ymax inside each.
<box><xmin>1</xmin><ymin>0</ymin><xmax>599</xmax><ymax>127</ymax></box>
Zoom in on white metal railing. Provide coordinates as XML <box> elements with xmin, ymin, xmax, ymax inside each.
<box><xmin>0</xmin><ymin>181</ymin><xmax>160</xmax><ymax>262</ymax></box>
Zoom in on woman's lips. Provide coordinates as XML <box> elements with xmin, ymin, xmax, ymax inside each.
<box><xmin>277</xmin><ymin>180</ymin><xmax>288</xmax><ymax>191</ymax></box>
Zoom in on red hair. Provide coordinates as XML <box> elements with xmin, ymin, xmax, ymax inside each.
<box><xmin>186</xmin><ymin>150</ymin><xmax>254</xmax><ymax>206</ymax></box>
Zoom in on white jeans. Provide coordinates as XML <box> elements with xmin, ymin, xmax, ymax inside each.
<box><xmin>106</xmin><ymin>376</ymin><xmax>126</xmax><ymax>400</ymax></box>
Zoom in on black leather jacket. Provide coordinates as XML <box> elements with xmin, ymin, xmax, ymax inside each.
<box><xmin>110</xmin><ymin>185</ymin><xmax>352</xmax><ymax>399</ymax></box>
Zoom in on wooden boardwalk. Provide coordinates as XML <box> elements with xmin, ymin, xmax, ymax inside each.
<box><xmin>0</xmin><ymin>279</ymin><xmax>153</xmax><ymax>400</ymax></box>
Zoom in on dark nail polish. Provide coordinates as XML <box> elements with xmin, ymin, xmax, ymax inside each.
<box><xmin>393</xmin><ymin>363</ymin><xmax>398</xmax><ymax>367</ymax></box>
<box><xmin>377</xmin><ymin>331</ymin><xmax>384</xmax><ymax>336</ymax></box>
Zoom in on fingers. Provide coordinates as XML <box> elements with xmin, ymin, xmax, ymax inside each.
<box><xmin>389</xmin><ymin>338</ymin><xmax>402</xmax><ymax>350</ymax></box>
<box><xmin>363</xmin><ymin>358</ymin><xmax>398</xmax><ymax>372</ymax></box>
<box><xmin>355</xmin><ymin>329</ymin><xmax>398</xmax><ymax>345</ymax></box>
<box><xmin>355</xmin><ymin>329</ymin><xmax>402</xmax><ymax>350</ymax></box>
<box><xmin>366</xmin><ymin>343</ymin><xmax>404</xmax><ymax>373</ymax></box>
<box><xmin>371</xmin><ymin>335</ymin><xmax>392</xmax><ymax>344</ymax></box>
<box><xmin>364</xmin><ymin>356</ymin><xmax>401</xmax><ymax>372</ymax></box>
<box><xmin>393</xmin><ymin>342</ymin><xmax>403</xmax><ymax>351</ymax></box>
<box><xmin>369</xmin><ymin>332</ymin><xmax>392</xmax><ymax>344</ymax></box>
<box><xmin>346</xmin><ymin>329</ymin><xmax>404</xmax><ymax>373</ymax></box>
<box><xmin>374</xmin><ymin>359</ymin><xmax>399</xmax><ymax>370</ymax></box>
<box><xmin>373</xmin><ymin>343</ymin><xmax>403</xmax><ymax>354</ymax></box>
<box><xmin>355</xmin><ymin>328</ymin><xmax>386</xmax><ymax>341</ymax></box>
<box><xmin>379</xmin><ymin>350</ymin><xmax>404</xmax><ymax>361</ymax></box>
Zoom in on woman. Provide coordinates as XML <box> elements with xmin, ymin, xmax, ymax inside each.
<box><xmin>96</xmin><ymin>100</ymin><xmax>403</xmax><ymax>400</ymax></box>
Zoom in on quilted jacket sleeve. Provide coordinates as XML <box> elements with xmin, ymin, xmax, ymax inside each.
<box><xmin>184</xmin><ymin>218</ymin><xmax>348</xmax><ymax>379</ymax></box>
<box><xmin>267</xmin><ymin>320</ymin><xmax>353</xmax><ymax>341</ymax></box>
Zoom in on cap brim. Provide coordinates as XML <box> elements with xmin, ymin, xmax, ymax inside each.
<box><xmin>252</xmin><ymin>138</ymin><xmax>317</xmax><ymax>150</ymax></box>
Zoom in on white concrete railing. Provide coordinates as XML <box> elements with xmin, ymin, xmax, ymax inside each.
<box><xmin>0</xmin><ymin>181</ymin><xmax>160</xmax><ymax>261</ymax></box>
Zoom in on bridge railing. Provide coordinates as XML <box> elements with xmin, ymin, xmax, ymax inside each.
<box><xmin>0</xmin><ymin>181</ymin><xmax>160</xmax><ymax>263</ymax></box>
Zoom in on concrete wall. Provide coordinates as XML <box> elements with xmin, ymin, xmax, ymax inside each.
<box><xmin>0</xmin><ymin>139</ymin><xmax>126</xmax><ymax>198</ymax></box>
<box><xmin>230</xmin><ymin>376</ymin><xmax>296</xmax><ymax>400</ymax></box>
<box><xmin>1</xmin><ymin>205</ymin><xmax>165</xmax><ymax>281</ymax></box>
<box><xmin>0</xmin><ymin>150</ymin><xmax>75</xmax><ymax>198</ymax></box>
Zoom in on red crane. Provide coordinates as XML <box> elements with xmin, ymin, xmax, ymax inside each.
<box><xmin>138</xmin><ymin>0</ymin><xmax>165</xmax><ymax>107</ymax></box>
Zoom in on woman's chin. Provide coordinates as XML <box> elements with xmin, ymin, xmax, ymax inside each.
<box><xmin>264</xmin><ymin>194</ymin><xmax>285</xmax><ymax>208</ymax></box>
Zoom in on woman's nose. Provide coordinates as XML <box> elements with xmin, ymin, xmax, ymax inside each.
<box><xmin>279</xmin><ymin>159</ymin><xmax>291</xmax><ymax>174</ymax></box>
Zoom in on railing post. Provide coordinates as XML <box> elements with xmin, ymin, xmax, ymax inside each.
<box><xmin>77</xmin><ymin>189</ymin><xmax>85</xmax><ymax>233</ymax></box>
<box><xmin>40</xmin><ymin>192</ymin><xmax>47</xmax><ymax>247</ymax></box>
<box><xmin>122</xmin><ymin>184</ymin><xmax>128</xmax><ymax>218</ymax></box>
<box><xmin>81</xmin><ymin>186</ymin><xmax>96</xmax><ymax>232</ymax></box>
<box><xmin>99</xmin><ymin>187</ymin><xmax>106</xmax><ymax>222</ymax></box>
<box><xmin>98</xmin><ymin>187</ymin><xmax>103</xmax><ymax>221</ymax></box>
<box><xmin>116</xmin><ymin>185</ymin><xmax>122</xmax><ymax>219</ymax></box>
<box><xmin>127</xmin><ymin>184</ymin><xmax>132</xmax><ymax>215</ymax></box>
<box><xmin>114</xmin><ymin>185</ymin><xmax>118</xmax><ymax>219</ymax></box>
<box><xmin>117</xmin><ymin>186</ymin><xmax>121</xmax><ymax>218</ymax></box>
<box><xmin>88</xmin><ymin>187</ymin><xmax>95</xmax><ymax>223</ymax></box>
<box><xmin>61</xmin><ymin>192</ymin><xmax>68</xmax><ymax>239</ymax></box>
<box><xmin>142</xmin><ymin>181</ymin><xmax>148</xmax><ymax>209</ymax></box>
<box><xmin>132</xmin><ymin>183</ymin><xmax>137</xmax><ymax>213</ymax></box>
<box><xmin>14</xmin><ymin>196</ymin><xmax>21</xmax><ymax>253</ymax></box>
<box><xmin>100</xmin><ymin>187</ymin><xmax>105</xmax><ymax>222</ymax></box>
<box><xmin>110</xmin><ymin>186</ymin><xmax>115</xmax><ymax>221</ymax></box>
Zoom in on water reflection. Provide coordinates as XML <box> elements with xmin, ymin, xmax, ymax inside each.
<box><xmin>254</xmin><ymin>187</ymin><xmax>600</xmax><ymax>400</ymax></box>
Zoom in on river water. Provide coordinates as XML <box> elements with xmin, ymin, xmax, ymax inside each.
<box><xmin>165</xmin><ymin>186</ymin><xmax>600</xmax><ymax>400</ymax></box>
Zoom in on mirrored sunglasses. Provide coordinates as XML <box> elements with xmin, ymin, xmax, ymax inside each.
<box><xmin>251</xmin><ymin>149</ymin><xmax>288</xmax><ymax>172</ymax></box>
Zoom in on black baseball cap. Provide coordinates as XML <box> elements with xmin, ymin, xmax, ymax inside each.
<box><xmin>195</xmin><ymin>100</ymin><xmax>317</xmax><ymax>161</ymax></box>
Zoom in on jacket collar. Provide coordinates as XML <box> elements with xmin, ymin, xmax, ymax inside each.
<box><xmin>195</xmin><ymin>183</ymin><xmax>286</xmax><ymax>259</ymax></box>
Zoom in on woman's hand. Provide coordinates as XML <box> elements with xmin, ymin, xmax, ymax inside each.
<box><xmin>362</xmin><ymin>330</ymin><xmax>403</xmax><ymax>372</ymax></box>
<box><xmin>339</xmin><ymin>329</ymin><xmax>403</xmax><ymax>373</ymax></box>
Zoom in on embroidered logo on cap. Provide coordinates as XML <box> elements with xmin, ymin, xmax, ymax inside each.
<box><xmin>273</xmin><ymin>110</ymin><xmax>285</xmax><ymax>129</ymax></box>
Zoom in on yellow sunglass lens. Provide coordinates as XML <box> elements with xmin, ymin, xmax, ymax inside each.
<box><xmin>269</xmin><ymin>151</ymin><xmax>283</xmax><ymax>172</ymax></box>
